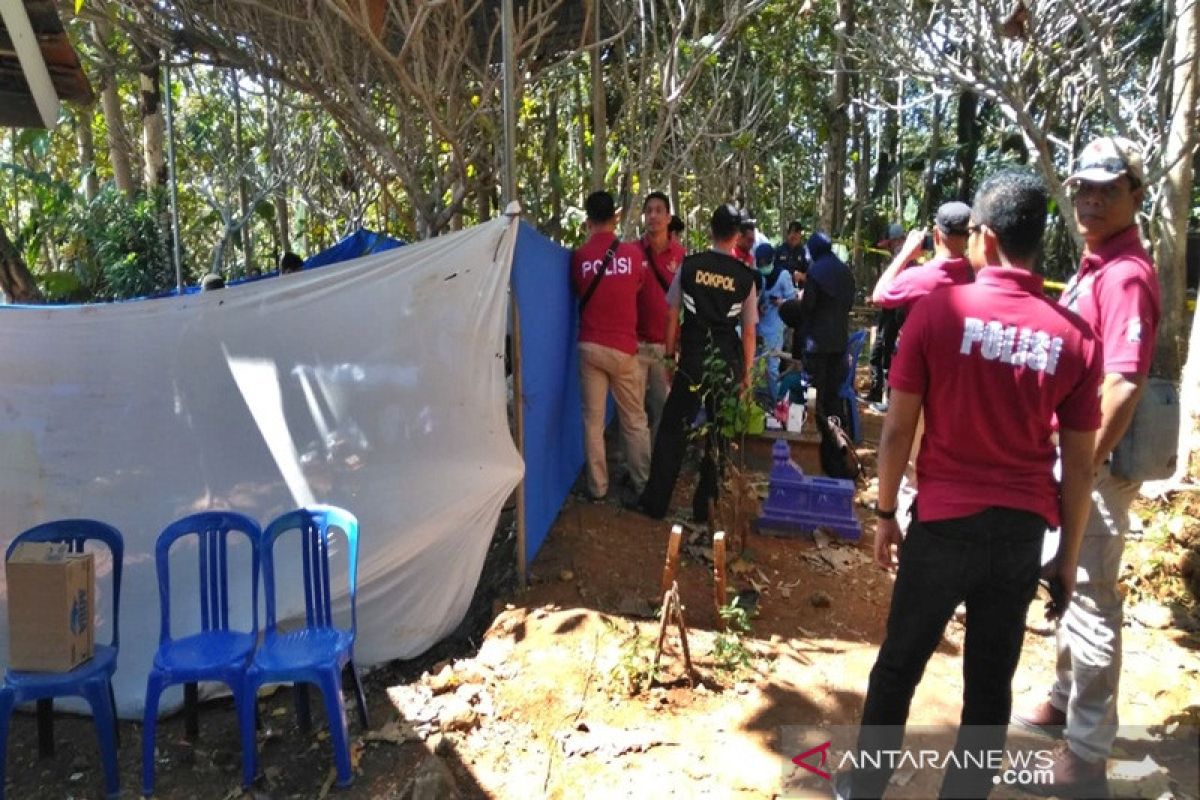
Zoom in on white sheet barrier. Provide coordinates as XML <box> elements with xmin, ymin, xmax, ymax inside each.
<box><xmin>0</xmin><ymin>215</ymin><xmax>524</xmax><ymax>718</ymax></box>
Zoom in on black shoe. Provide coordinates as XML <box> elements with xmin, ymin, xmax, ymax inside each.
<box><xmin>624</xmin><ymin>495</ymin><xmax>665</xmax><ymax>519</ymax></box>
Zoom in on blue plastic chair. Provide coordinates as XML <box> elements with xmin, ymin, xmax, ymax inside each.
<box><xmin>240</xmin><ymin>506</ymin><xmax>368</xmax><ymax>788</ymax></box>
<box><xmin>839</xmin><ymin>329</ymin><xmax>869</xmax><ymax>443</ymax></box>
<box><xmin>0</xmin><ymin>519</ymin><xmax>124</xmax><ymax>800</ymax></box>
<box><xmin>142</xmin><ymin>511</ymin><xmax>262</xmax><ymax>796</ymax></box>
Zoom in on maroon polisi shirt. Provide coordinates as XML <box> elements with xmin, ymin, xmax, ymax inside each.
<box><xmin>889</xmin><ymin>267</ymin><xmax>1103</xmax><ymax>526</ymax></box>
<box><xmin>571</xmin><ymin>231</ymin><xmax>648</xmax><ymax>355</ymax></box>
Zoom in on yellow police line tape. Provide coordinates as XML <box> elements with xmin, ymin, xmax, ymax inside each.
<box><xmin>844</xmin><ymin>241</ymin><xmax>1195</xmax><ymax>310</ymax></box>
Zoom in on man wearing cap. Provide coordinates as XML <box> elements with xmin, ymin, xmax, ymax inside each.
<box><xmin>633</xmin><ymin>203</ymin><xmax>758</xmax><ymax>522</ymax></box>
<box><xmin>1014</xmin><ymin>136</ymin><xmax>1161</xmax><ymax>797</ymax></box>
<box><xmin>842</xmin><ymin>170</ymin><xmax>1101</xmax><ymax>800</ymax></box>
<box><xmin>570</xmin><ymin>190</ymin><xmax>652</xmax><ymax>503</ymax></box>
<box><xmin>775</xmin><ymin>220</ymin><xmax>810</xmax><ymax>286</ymax></box>
<box><xmin>637</xmin><ymin>191</ymin><xmax>687</xmax><ymax>438</ymax></box>
<box><xmin>865</xmin><ymin>223</ymin><xmax>907</xmax><ymax>409</ymax></box>
<box><xmin>755</xmin><ymin>241</ymin><xmax>799</xmax><ymax>402</ymax></box>
<box><xmin>871</xmin><ymin>201</ymin><xmax>974</xmax><ymax>311</ymax></box>
<box><xmin>869</xmin><ymin>202</ymin><xmax>975</xmax><ymax>524</ymax></box>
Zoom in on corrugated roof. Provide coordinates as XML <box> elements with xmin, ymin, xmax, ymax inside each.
<box><xmin>0</xmin><ymin>0</ymin><xmax>93</xmax><ymax>128</ymax></box>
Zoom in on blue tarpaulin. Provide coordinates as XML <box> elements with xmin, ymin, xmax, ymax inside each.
<box><xmin>304</xmin><ymin>229</ymin><xmax>405</xmax><ymax>270</ymax></box>
<box><xmin>512</xmin><ymin>222</ymin><xmax>584</xmax><ymax>565</ymax></box>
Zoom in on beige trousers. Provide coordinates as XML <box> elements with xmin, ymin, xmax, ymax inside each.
<box><xmin>638</xmin><ymin>341</ymin><xmax>670</xmax><ymax>441</ymax></box>
<box><xmin>579</xmin><ymin>342</ymin><xmax>651</xmax><ymax>497</ymax></box>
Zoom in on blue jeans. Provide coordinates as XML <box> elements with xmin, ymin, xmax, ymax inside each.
<box><xmin>759</xmin><ymin>326</ymin><xmax>785</xmax><ymax>401</ymax></box>
<box><xmin>850</xmin><ymin>506</ymin><xmax>1046</xmax><ymax>798</ymax></box>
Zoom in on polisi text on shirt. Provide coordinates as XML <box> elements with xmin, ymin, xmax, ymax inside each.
<box><xmin>960</xmin><ymin>316</ymin><xmax>1064</xmax><ymax>375</ymax></box>
<box><xmin>580</xmin><ymin>255</ymin><xmax>634</xmax><ymax>278</ymax></box>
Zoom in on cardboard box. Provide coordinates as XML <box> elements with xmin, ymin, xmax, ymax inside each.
<box><xmin>6</xmin><ymin>542</ymin><xmax>95</xmax><ymax>672</ymax></box>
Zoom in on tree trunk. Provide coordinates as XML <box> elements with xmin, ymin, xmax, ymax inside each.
<box><xmin>590</xmin><ymin>1</ymin><xmax>606</xmax><ymax>191</ymax></box>
<box><xmin>852</xmin><ymin>76</ymin><xmax>871</xmax><ymax>281</ymax></box>
<box><xmin>573</xmin><ymin>71</ymin><xmax>590</xmax><ymax>199</ymax></box>
<box><xmin>76</xmin><ymin>108</ymin><xmax>99</xmax><ymax>203</ymax></box>
<box><xmin>872</xmin><ymin>77</ymin><xmax>899</xmax><ymax>202</ymax></box>
<box><xmin>819</xmin><ymin>0</ymin><xmax>854</xmax><ymax>235</ymax></box>
<box><xmin>92</xmin><ymin>22</ymin><xmax>136</xmax><ymax>198</ymax></box>
<box><xmin>265</xmin><ymin>79</ymin><xmax>290</xmax><ymax>256</ymax></box>
<box><xmin>1162</xmin><ymin>0</ymin><xmax>1199</xmax><ymax>477</ymax></box>
<box><xmin>545</xmin><ymin>90</ymin><xmax>563</xmax><ymax>240</ymax></box>
<box><xmin>954</xmin><ymin>89</ymin><xmax>981</xmax><ymax>202</ymax></box>
<box><xmin>0</xmin><ymin>222</ymin><xmax>43</xmax><ymax>303</ymax></box>
<box><xmin>1183</xmin><ymin>302</ymin><xmax>1200</xmax><ymax>479</ymax></box>
<box><xmin>1154</xmin><ymin>0</ymin><xmax>1198</xmax><ymax>379</ymax></box>
<box><xmin>919</xmin><ymin>93</ymin><xmax>943</xmax><ymax>222</ymax></box>
<box><xmin>233</xmin><ymin>74</ymin><xmax>253</xmax><ymax>276</ymax></box>
<box><xmin>137</xmin><ymin>44</ymin><xmax>166</xmax><ymax>189</ymax></box>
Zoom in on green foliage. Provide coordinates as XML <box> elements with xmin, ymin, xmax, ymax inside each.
<box><xmin>605</xmin><ymin>620</ymin><xmax>657</xmax><ymax>696</ymax></box>
<box><xmin>712</xmin><ymin>602</ymin><xmax>754</xmax><ymax>672</ymax></box>
<box><xmin>686</xmin><ymin>341</ymin><xmax>764</xmax><ymax>444</ymax></box>
<box><xmin>77</xmin><ymin>187</ymin><xmax>175</xmax><ymax>300</ymax></box>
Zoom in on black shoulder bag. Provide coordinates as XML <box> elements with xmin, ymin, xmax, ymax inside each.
<box><xmin>579</xmin><ymin>239</ymin><xmax>620</xmax><ymax>312</ymax></box>
<box><xmin>642</xmin><ymin>242</ymin><xmax>672</xmax><ymax>292</ymax></box>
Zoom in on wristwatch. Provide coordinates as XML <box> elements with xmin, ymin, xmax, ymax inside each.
<box><xmin>874</xmin><ymin>503</ymin><xmax>897</xmax><ymax>520</ymax></box>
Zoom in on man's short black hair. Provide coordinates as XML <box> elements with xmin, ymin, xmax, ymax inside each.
<box><xmin>787</xmin><ymin>220</ymin><xmax>804</xmax><ymax>234</ymax></box>
<box><xmin>668</xmin><ymin>215</ymin><xmax>685</xmax><ymax>235</ymax></box>
<box><xmin>711</xmin><ymin>203</ymin><xmax>742</xmax><ymax>240</ymax></box>
<box><xmin>973</xmin><ymin>169</ymin><xmax>1048</xmax><ymax>262</ymax></box>
<box><xmin>643</xmin><ymin>191</ymin><xmax>670</xmax><ymax>212</ymax></box>
<box><xmin>200</xmin><ymin>273</ymin><xmax>226</xmax><ymax>291</ymax></box>
<box><xmin>280</xmin><ymin>252</ymin><xmax>304</xmax><ymax>274</ymax></box>
<box><xmin>585</xmin><ymin>190</ymin><xmax>617</xmax><ymax>223</ymax></box>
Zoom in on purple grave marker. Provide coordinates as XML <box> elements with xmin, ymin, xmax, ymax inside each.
<box><xmin>756</xmin><ymin>440</ymin><xmax>861</xmax><ymax>540</ymax></box>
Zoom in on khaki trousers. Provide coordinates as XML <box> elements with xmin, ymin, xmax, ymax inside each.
<box><xmin>579</xmin><ymin>342</ymin><xmax>651</xmax><ymax>497</ymax></box>
<box><xmin>637</xmin><ymin>341</ymin><xmax>670</xmax><ymax>441</ymax></box>
<box><xmin>1051</xmin><ymin>463</ymin><xmax>1140</xmax><ymax>762</ymax></box>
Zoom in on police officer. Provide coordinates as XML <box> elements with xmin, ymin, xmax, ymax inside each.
<box><xmin>633</xmin><ymin>204</ymin><xmax>758</xmax><ymax>522</ymax></box>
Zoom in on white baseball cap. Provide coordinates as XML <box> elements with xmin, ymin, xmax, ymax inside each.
<box><xmin>1066</xmin><ymin>136</ymin><xmax>1145</xmax><ymax>187</ymax></box>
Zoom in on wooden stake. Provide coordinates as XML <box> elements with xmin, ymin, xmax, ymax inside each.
<box><xmin>651</xmin><ymin>582</ymin><xmax>695</xmax><ymax>685</ymax></box>
<box><xmin>660</xmin><ymin>524</ymin><xmax>683</xmax><ymax>595</ymax></box>
<box><xmin>672</xmin><ymin>589</ymin><xmax>693</xmax><ymax>676</ymax></box>
<box><xmin>713</xmin><ymin>530</ymin><xmax>727</xmax><ymax>614</ymax></box>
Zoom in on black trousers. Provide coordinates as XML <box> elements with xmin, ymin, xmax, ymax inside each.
<box><xmin>867</xmin><ymin>308</ymin><xmax>902</xmax><ymax>399</ymax></box>
<box><xmin>807</xmin><ymin>351</ymin><xmax>850</xmax><ymax>476</ymax></box>
<box><xmin>849</xmin><ymin>506</ymin><xmax>1046</xmax><ymax>799</ymax></box>
<box><xmin>638</xmin><ymin>369</ymin><xmax>725</xmax><ymax>522</ymax></box>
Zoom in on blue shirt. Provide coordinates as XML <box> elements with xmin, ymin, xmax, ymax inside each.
<box><xmin>757</xmin><ymin>270</ymin><xmax>798</xmax><ymax>337</ymax></box>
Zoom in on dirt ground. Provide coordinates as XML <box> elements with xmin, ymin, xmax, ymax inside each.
<box><xmin>5</xmin><ymin>409</ymin><xmax>1200</xmax><ymax>799</ymax></box>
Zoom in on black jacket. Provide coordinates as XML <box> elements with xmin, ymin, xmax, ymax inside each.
<box><xmin>797</xmin><ymin>233</ymin><xmax>855</xmax><ymax>354</ymax></box>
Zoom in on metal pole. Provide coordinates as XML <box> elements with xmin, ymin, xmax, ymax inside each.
<box><xmin>500</xmin><ymin>0</ymin><xmax>517</xmax><ymax>205</ymax></box>
<box><xmin>510</xmin><ymin>293</ymin><xmax>527</xmax><ymax>588</ymax></box>
<box><xmin>163</xmin><ymin>60</ymin><xmax>183</xmax><ymax>293</ymax></box>
<box><xmin>501</xmin><ymin>0</ymin><xmax>525</xmax><ymax>586</ymax></box>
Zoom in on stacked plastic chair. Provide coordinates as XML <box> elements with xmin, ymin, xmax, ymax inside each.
<box><xmin>0</xmin><ymin>520</ymin><xmax>124</xmax><ymax>800</ymax></box>
<box><xmin>239</xmin><ymin>505</ymin><xmax>368</xmax><ymax>788</ymax></box>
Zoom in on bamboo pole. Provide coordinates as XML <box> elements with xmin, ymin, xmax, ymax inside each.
<box><xmin>660</xmin><ymin>524</ymin><xmax>683</xmax><ymax>595</ymax></box>
<box><xmin>713</xmin><ymin>530</ymin><xmax>727</xmax><ymax>614</ymax></box>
